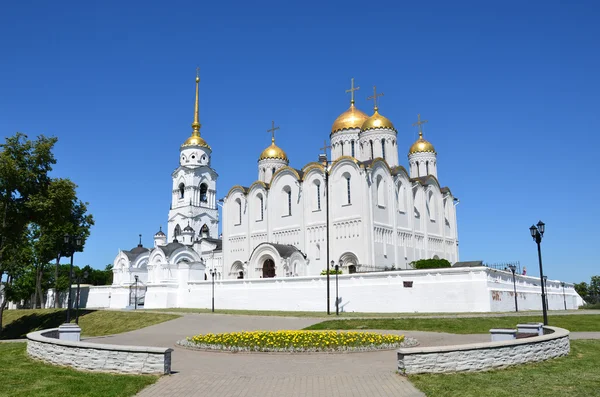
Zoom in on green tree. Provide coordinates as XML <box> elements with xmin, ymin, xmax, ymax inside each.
<box><xmin>410</xmin><ymin>258</ymin><xmax>452</xmax><ymax>269</ymax></box>
<box><xmin>574</xmin><ymin>282</ymin><xmax>589</xmax><ymax>301</ymax></box>
<box><xmin>0</xmin><ymin>133</ymin><xmax>57</xmax><ymax>333</ymax></box>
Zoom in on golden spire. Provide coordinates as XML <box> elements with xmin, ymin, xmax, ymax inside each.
<box><xmin>267</xmin><ymin>120</ymin><xmax>280</xmax><ymax>144</ymax></box>
<box><xmin>367</xmin><ymin>85</ymin><xmax>384</xmax><ymax>111</ymax></box>
<box><xmin>345</xmin><ymin>78</ymin><xmax>360</xmax><ymax>105</ymax></box>
<box><xmin>182</xmin><ymin>68</ymin><xmax>210</xmax><ymax>149</ymax></box>
<box><xmin>412</xmin><ymin>113</ymin><xmax>428</xmax><ymax>138</ymax></box>
<box><xmin>191</xmin><ymin>67</ymin><xmax>201</xmax><ymax>135</ymax></box>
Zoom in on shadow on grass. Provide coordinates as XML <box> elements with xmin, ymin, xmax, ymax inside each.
<box><xmin>1</xmin><ymin>310</ymin><xmax>96</xmax><ymax>340</ymax></box>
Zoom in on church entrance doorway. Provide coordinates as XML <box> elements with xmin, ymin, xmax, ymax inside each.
<box><xmin>263</xmin><ymin>259</ymin><xmax>275</xmax><ymax>278</ymax></box>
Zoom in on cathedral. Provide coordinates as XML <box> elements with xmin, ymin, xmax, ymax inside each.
<box><xmin>110</xmin><ymin>74</ymin><xmax>459</xmax><ymax>289</ymax></box>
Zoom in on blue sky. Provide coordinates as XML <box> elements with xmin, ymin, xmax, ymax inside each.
<box><xmin>1</xmin><ymin>0</ymin><xmax>598</xmax><ymax>283</ymax></box>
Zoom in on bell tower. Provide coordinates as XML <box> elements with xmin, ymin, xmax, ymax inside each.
<box><xmin>168</xmin><ymin>70</ymin><xmax>219</xmax><ymax>243</ymax></box>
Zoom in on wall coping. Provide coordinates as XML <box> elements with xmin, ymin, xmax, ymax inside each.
<box><xmin>27</xmin><ymin>329</ymin><xmax>173</xmax><ymax>354</ymax></box>
<box><xmin>398</xmin><ymin>326</ymin><xmax>569</xmax><ymax>355</ymax></box>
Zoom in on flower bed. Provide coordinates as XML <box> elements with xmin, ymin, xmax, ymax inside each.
<box><xmin>178</xmin><ymin>330</ymin><xmax>407</xmax><ymax>352</ymax></box>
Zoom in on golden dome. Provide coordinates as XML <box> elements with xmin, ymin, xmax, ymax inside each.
<box><xmin>409</xmin><ymin>132</ymin><xmax>436</xmax><ymax>155</ymax></box>
<box><xmin>182</xmin><ymin>133</ymin><xmax>210</xmax><ymax>149</ymax></box>
<box><xmin>361</xmin><ymin>108</ymin><xmax>395</xmax><ymax>132</ymax></box>
<box><xmin>259</xmin><ymin>138</ymin><xmax>288</xmax><ymax>162</ymax></box>
<box><xmin>331</xmin><ymin>103</ymin><xmax>369</xmax><ymax>135</ymax></box>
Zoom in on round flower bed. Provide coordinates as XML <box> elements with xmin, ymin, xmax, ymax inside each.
<box><xmin>178</xmin><ymin>330</ymin><xmax>407</xmax><ymax>353</ymax></box>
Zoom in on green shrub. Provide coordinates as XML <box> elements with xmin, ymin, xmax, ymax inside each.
<box><xmin>411</xmin><ymin>258</ymin><xmax>451</xmax><ymax>269</ymax></box>
<box><xmin>320</xmin><ymin>269</ymin><xmax>342</xmax><ymax>275</ymax></box>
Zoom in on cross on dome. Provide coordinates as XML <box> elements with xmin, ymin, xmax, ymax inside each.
<box><xmin>345</xmin><ymin>78</ymin><xmax>360</xmax><ymax>104</ymax></box>
<box><xmin>412</xmin><ymin>113</ymin><xmax>428</xmax><ymax>138</ymax></box>
<box><xmin>267</xmin><ymin>120</ymin><xmax>280</xmax><ymax>143</ymax></box>
<box><xmin>367</xmin><ymin>85</ymin><xmax>384</xmax><ymax>111</ymax></box>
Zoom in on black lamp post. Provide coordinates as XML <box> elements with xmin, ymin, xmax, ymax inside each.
<box><xmin>529</xmin><ymin>220</ymin><xmax>548</xmax><ymax>325</ymax></box>
<box><xmin>561</xmin><ymin>282</ymin><xmax>567</xmax><ymax>310</ymax></box>
<box><xmin>332</xmin><ymin>260</ymin><xmax>340</xmax><ymax>316</ymax></box>
<box><xmin>134</xmin><ymin>275</ymin><xmax>139</xmax><ymax>310</ymax></box>
<box><xmin>508</xmin><ymin>264</ymin><xmax>518</xmax><ymax>312</ymax></box>
<box><xmin>543</xmin><ymin>276</ymin><xmax>549</xmax><ymax>310</ymax></box>
<box><xmin>75</xmin><ymin>270</ymin><xmax>88</xmax><ymax>324</ymax></box>
<box><xmin>210</xmin><ymin>268</ymin><xmax>216</xmax><ymax>313</ymax></box>
<box><xmin>64</xmin><ymin>234</ymin><xmax>82</xmax><ymax>323</ymax></box>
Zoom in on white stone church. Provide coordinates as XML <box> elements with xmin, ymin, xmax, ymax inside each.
<box><xmin>88</xmin><ymin>75</ymin><xmax>579</xmax><ymax>313</ymax></box>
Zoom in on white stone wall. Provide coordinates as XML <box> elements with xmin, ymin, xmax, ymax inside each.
<box><xmin>397</xmin><ymin>326</ymin><xmax>570</xmax><ymax>375</ymax></box>
<box><xmin>84</xmin><ymin>267</ymin><xmax>582</xmax><ymax>312</ymax></box>
<box><xmin>27</xmin><ymin>329</ymin><xmax>172</xmax><ymax>374</ymax></box>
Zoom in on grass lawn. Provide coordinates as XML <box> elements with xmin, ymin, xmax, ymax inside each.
<box><xmin>304</xmin><ymin>314</ymin><xmax>600</xmax><ymax>333</ymax></box>
<box><xmin>410</xmin><ymin>340</ymin><xmax>600</xmax><ymax>397</ymax></box>
<box><xmin>1</xmin><ymin>309</ymin><xmax>180</xmax><ymax>339</ymax></box>
<box><xmin>147</xmin><ymin>307</ymin><xmax>588</xmax><ymax>318</ymax></box>
<box><xmin>0</xmin><ymin>343</ymin><xmax>156</xmax><ymax>397</ymax></box>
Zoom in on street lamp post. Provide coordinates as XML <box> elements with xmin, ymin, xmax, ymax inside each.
<box><xmin>320</xmin><ymin>142</ymin><xmax>332</xmax><ymax>315</ymax></box>
<box><xmin>210</xmin><ymin>268</ymin><xmax>216</xmax><ymax>313</ymax></box>
<box><xmin>561</xmin><ymin>282</ymin><xmax>567</xmax><ymax>310</ymax></box>
<box><xmin>543</xmin><ymin>276</ymin><xmax>549</xmax><ymax>310</ymax></box>
<box><xmin>529</xmin><ymin>220</ymin><xmax>548</xmax><ymax>325</ymax></box>
<box><xmin>134</xmin><ymin>275</ymin><xmax>139</xmax><ymax>310</ymax></box>
<box><xmin>508</xmin><ymin>264</ymin><xmax>518</xmax><ymax>312</ymax></box>
<box><xmin>75</xmin><ymin>270</ymin><xmax>88</xmax><ymax>324</ymax></box>
<box><xmin>64</xmin><ymin>234</ymin><xmax>82</xmax><ymax>323</ymax></box>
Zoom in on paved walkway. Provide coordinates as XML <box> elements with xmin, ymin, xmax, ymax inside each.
<box><xmin>87</xmin><ymin>314</ymin><xmax>600</xmax><ymax>397</ymax></box>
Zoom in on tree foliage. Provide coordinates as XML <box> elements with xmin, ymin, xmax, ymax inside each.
<box><xmin>411</xmin><ymin>258</ymin><xmax>452</xmax><ymax>270</ymax></box>
<box><xmin>576</xmin><ymin>275</ymin><xmax>600</xmax><ymax>305</ymax></box>
<box><xmin>0</xmin><ymin>132</ymin><xmax>94</xmax><ymax>333</ymax></box>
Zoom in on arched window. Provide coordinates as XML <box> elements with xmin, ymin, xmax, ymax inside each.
<box><xmin>346</xmin><ymin>174</ymin><xmax>352</xmax><ymax>204</ymax></box>
<box><xmin>235</xmin><ymin>198</ymin><xmax>242</xmax><ymax>225</ymax></box>
<box><xmin>178</xmin><ymin>183</ymin><xmax>185</xmax><ymax>199</ymax></box>
<box><xmin>200</xmin><ymin>183</ymin><xmax>208</xmax><ymax>203</ymax></box>
<box><xmin>283</xmin><ymin>186</ymin><xmax>292</xmax><ymax>216</ymax></box>
<box><xmin>370</xmin><ymin>140</ymin><xmax>374</xmax><ymax>159</ymax></box>
<box><xmin>341</xmin><ymin>142</ymin><xmax>344</xmax><ymax>156</ymax></box>
<box><xmin>426</xmin><ymin>161</ymin><xmax>429</xmax><ymax>176</ymax></box>
<box><xmin>398</xmin><ymin>182</ymin><xmax>406</xmax><ymax>213</ymax></box>
<box><xmin>415</xmin><ymin>161</ymin><xmax>420</xmax><ymax>177</ymax></box>
<box><xmin>381</xmin><ymin>139</ymin><xmax>386</xmax><ymax>160</ymax></box>
<box><xmin>257</xmin><ymin>194</ymin><xmax>264</xmax><ymax>221</ymax></box>
<box><xmin>428</xmin><ymin>192</ymin><xmax>436</xmax><ymax>221</ymax></box>
<box><xmin>351</xmin><ymin>140</ymin><xmax>355</xmax><ymax>157</ymax></box>
<box><xmin>314</xmin><ymin>181</ymin><xmax>321</xmax><ymax>210</ymax></box>
<box><xmin>174</xmin><ymin>224</ymin><xmax>181</xmax><ymax>237</ymax></box>
<box><xmin>376</xmin><ymin>175</ymin><xmax>385</xmax><ymax>207</ymax></box>
<box><xmin>272</xmin><ymin>167</ymin><xmax>276</xmax><ymax>176</ymax></box>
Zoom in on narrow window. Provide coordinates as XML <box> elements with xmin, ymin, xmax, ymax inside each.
<box><xmin>426</xmin><ymin>161</ymin><xmax>430</xmax><ymax>175</ymax></box>
<box><xmin>415</xmin><ymin>161</ymin><xmax>420</xmax><ymax>177</ymax></box>
<box><xmin>316</xmin><ymin>183</ymin><xmax>321</xmax><ymax>210</ymax></box>
<box><xmin>178</xmin><ymin>183</ymin><xmax>185</xmax><ymax>199</ymax></box>
<box><xmin>259</xmin><ymin>195</ymin><xmax>264</xmax><ymax>220</ymax></box>
<box><xmin>272</xmin><ymin>167</ymin><xmax>276</xmax><ymax>176</ymax></box>
<box><xmin>174</xmin><ymin>224</ymin><xmax>181</xmax><ymax>237</ymax></box>
<box><xmin>287</xmin><ymin>189</ymin><xmax>292</xmax><ymax>215</ymax></box>
<box><xmin>235</xmin><ymin>198</ymin><xmax>242</xmax><ymax>225</ymax></box>
<box><xmin>381</xmin><ymin>139</ymin><xmax>386</xmax><ymax>160</ymax></box>
<box><xmin>370</xmin><ymin>140</ymin><xmax>374</xmax><ymax>159</ymax></box>
<box><xmin>351</xmin><ymin>140</ymin><xmax>355</xmax><ymax>157</ymax></box>
<box><xmin>346</xmin><ymin>176</ymin><xmax>351</xmax><ymax>204</ymax></box>
<box><xmin>341</xmin><ymin>142</ymin><xmax>344</xmax><ymax>156</ymax></box>
<box><xmin>200</xmin><ymin>183</ymin><xmax>208</xmax><ymax>202</ymax></box>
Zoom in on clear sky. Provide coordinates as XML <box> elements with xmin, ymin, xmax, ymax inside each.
<box><xmin>1</xmin><ymin>0</ymin><xmax>598</xmax><ymax>284</ymax></box>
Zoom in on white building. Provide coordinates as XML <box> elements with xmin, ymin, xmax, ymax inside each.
<box><xmin>223</xmin><ymin>84</ymin><xmax>458</xmax><ymax>279</ymax></box>
<box><xmin>85</xmin><ymin>75</ymin><xmax>580</xmax><ymax>313</ymax></box>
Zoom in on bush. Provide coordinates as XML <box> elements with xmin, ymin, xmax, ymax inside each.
<box><xmin>581</xmin><ymin>302</ymin><xmax>600</xmax><ymax>310</ymax></box>
<box><xmin>321</xmin><ymin>269</ymin><xmax>342</xmax><ymax>275</ymax></box>
<box><xmin>411</xmin><ymin>258</ymin><xmax>451</xmax><ymax>269</ymax></box>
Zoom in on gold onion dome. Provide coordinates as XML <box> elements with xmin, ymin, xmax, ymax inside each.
<box><xmin>259</xmin><ymin>138</ymin><xmax>288</xmax><ymax>162</ymax></box>
<box><xmin>409</xmin><ymin>132</ymin><xmax>436</xmax><ymax>155</ymax></box>
<box><xmin>182</xmin><ymin>75</ymin><xmax>211</xmax><ymax>149</ymax></box>
<box><xmin>331</xmin><ymin>103</ymin><xmax>369</xmax><ymax>135</ymax></box>
<box><xmin>361</xmin><ymin>107</ymin><xmax>395</xmax><ymax>132</ymax></box>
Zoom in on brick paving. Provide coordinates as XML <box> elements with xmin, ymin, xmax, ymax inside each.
<box><xmin>88</xmin><ymin>314</ymin><xmax>430</xmax><ymax>397</ymax></box>
<box><xmin>85</xmin><ymin>313</ymin><xmax>600</xmax><ymax>397</ymax></box>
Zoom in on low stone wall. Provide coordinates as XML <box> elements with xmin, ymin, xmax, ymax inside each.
<box><xmin>397</xmin><ymin>326</ymin><xmax>570</xmax><ymax>375</ymax></box>
<box><xmin>26</xmin><ymin>329</ymin><xmax>172</xmax><ymax>375</ymax></box>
